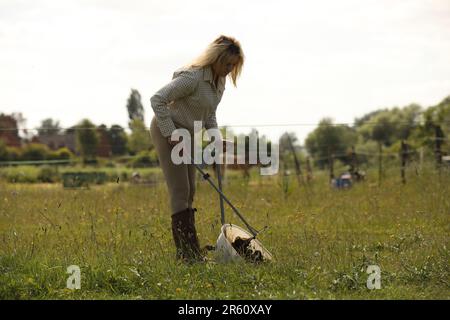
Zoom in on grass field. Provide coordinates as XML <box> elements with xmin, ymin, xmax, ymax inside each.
<box><xmin>0</xmin><ymin>165</ymin><xmax>449</xmax><ymax>299</ymax></box>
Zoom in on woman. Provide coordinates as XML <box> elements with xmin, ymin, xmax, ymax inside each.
<box><xmin>150</xmin><ymin>35</ymin><xmax>244</xmax><ymax>262</ymax></box>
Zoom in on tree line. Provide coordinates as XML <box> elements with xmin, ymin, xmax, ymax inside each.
<box><xmin>297</xmin><ymin>96</ymin><xmax>449</xmax><ymax>169</ymax></box>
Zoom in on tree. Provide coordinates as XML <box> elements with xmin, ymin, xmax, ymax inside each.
<box><xmin>76</xmin><ymin>119</ymin><xmax>99</xmax><ymax>162</ymax></box>
<box><xmin>279</xmin><ymin>132</ymin><xmax>300</xmax><ymax>154</ymax></box>
<box><xmin>126</xmin><ymin>89</ymin><xmax>145</xmax><ymax>126</ymax></box>
<box><xmin>355</xmin><ymin>105</ymin><xmax>422</xmax><ymax>146</ymax></box>
<box><xmin>371</xmin><ymin>115</ymin><xmax>395</xmax><ymax>146</ymax></box>
<box><xmin>305</xmin><ymin>118</ymin><xmax>357</xmax><ymax>168</ymax></box>
<box><xmin>127</xmin><ymin>118</ymin><xmax>152</xmax><ymax>155</ymax></box>
<box><xmin>279</xmin><ymin>131</ymin><xmax>305</xmax><ymax>168</ymax></box>
<box><xmin>393</xmin><ymin>104</ymin><xmax>422</xmax><ymax>140</ymax></box>
<box><xmin>109</xmin><ymin>125</ymin><xmax>128</xmax><ymax>156</ymax></box>
<box><xmin>354</xmin><ymin>109</ymin><xmax>386</xmax><ymax>127</ymax></box>
<box><xmin>422</xmin><ymin>96</ymin><xmax>450</xmax><ymax>136</ymax></box>
<box><xmin>419</xmin><ymin>96</ymin><xmax>450</xmax><ymax>156</ymax></box>
<box><xmin>37</xmin><ymin>118</ymin><xmax>61</xmax><ymax>136</ymax></box>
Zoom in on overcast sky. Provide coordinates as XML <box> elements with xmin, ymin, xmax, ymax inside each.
<box><xmin>1</xmin><ymin>0</ymin><xmax>449</xmax><ymax>143</ymax></box>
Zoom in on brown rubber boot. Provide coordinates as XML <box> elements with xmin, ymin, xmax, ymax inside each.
<box><xmin>187</xmin><ymin>207</ymin><xmax>201</xmax><ymax>252</ymax></box>
<box><xmin>171</xmin><ymin>208</ymin><xmax>203</xmax><ymax>262</ymax></box>
<box><xmin>171</xmin><ymin>208</ymin><xmax>186</xmax><ymax>260</ymax></box>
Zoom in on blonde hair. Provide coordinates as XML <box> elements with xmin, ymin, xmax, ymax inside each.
<box><xmin>188</xmin><ymin>35</ymin><xmax>245</xmax><ymax>87</ymax></box>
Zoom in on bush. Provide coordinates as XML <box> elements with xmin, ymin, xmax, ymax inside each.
<box><xmin>104</xmin><ymin>160</ymin><xmax>116</xmax><ymax>168</ymax></box>
<box><xmin>62</xmin><ymin>171</ymin><xmax>107</xmax><ymax>188</ymax></box>
<box><xmin>6</xmin><ymin>147</ymin><xmax>21</xmax><ymax>161</ymax></box>
<box><xmin>1</xmin><ymin>166</ymin><xmax>40</xmax><ymax>183</ymax></box>
<box><xmin>0</xmin><ymin>141</ymin><xmax>22</xmax><ymax>163</ymax></box>
<box><xmin>0</xmin><ymin>139</ymin><xmax>21</xmax><ymax>161</ymax></box>
<box><xmin>129</xmin><ymin>150</ymin><xmax>158</xmax><ymax>168</ymax></box>
<box><xmin>83</xmin><ymin>158</ymin><xmax>98</xmax><ymax>165</ymax></box>
<box><xmin>48</xmin><ymin>147</ymin><xmax>73</xmax><ymax>161</ymax></box>
<box><xmin>21</xmin><ymin>143</ymin><xmax>51</xmax><ymax>161</ymax></box>
<box><xmin>37</xmin><ymin>166</ymin><xmax>59</xmax><ymax>183</ymax></box>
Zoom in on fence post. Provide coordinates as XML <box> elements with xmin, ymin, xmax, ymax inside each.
<box><xmin>281</xmin><ymin>152</ymin><xmax>290</xmax><ymax>198</ymax></box>
<box><xmin>378</xmin><ymin>142</ymin><xmax>382</xmax><ymax>186</ymax></box>
<box><xmin>287</xmin><ymin>134</ymin><xmax>304</xmax><ymax>187</ymax></box>
<box><xmin>435</xmin><ymin>125</ymin><xmax>444</xmax><ymax>170</ymax></box>
<box><xmin>328</xmin><ymin>147</ymin><xmax>334</xmax><ymax>183</ymax></box>
<box><xmin>349</xmin><ymin>146</ymin><xmax>357</xmax><ymax>176</ymax></box>
<box><xmin>306</xmin><ymin>156</ymin><xmax>313</xmax><ymax>183</ymax></box>
<box><xmin>419</xmin><ymin>146</ymin><xmax>423</xmax><ymax>172</ymax></box>
<box><xmin>401</xmin><ymin>140</ymin><xmax>408</xmax><ymax>184</ymax></box>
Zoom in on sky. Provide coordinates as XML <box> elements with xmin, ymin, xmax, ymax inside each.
<box><xmin>1</xmin><ymin>0</ymin><xmax>450</xmax><ymax>144</ymax></box>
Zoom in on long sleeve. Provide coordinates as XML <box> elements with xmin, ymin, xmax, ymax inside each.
<box><xmin>204</xmin><ymin>111</ymin><xmax>218</xmax><ymax>130</ymax></box>
<box><xmin>150</xmin><ymin>70</ymin><xmax>198</xmax><ymax>137</ymax></box>
<box><xmin>204</xmin><ymin>112</ymin><xmax>223</xmax><ymax>141</ymax></box>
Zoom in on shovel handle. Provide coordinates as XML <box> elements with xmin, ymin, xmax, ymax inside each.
<box><xmin>215</xmin><ymin>164</ymin><xmax>226</xmax><ymax>225</ymax></box>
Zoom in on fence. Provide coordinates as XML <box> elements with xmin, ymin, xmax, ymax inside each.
<box><xmin>1</xmin><ymin>121</ymin><xmax>448</xmax><ymax>188</ymax></box>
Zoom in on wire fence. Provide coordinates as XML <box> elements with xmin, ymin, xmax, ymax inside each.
<box><xmin>1</xmin><ymin>120</ymin><xmax>448</xmax><ymax>182</ymax></box>
<box><xmin>0</xmin><ymin>119</ymin><xmax>450</xmax><ymax>131</ymax></box>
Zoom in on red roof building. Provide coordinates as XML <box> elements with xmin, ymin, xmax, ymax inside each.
<box><xmin>0</xmin><ymin>114</ymin><xmax>21</xmax><ymax>148</ymax></box>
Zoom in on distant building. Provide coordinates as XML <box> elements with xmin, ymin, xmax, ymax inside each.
<box><xmin>96</xmin><ymin>125</ymin><xmax>112</xmax><ymax>158</ymax></box>
<box><xmin>32</xmin><ymin>131</ymin><xmax>77</xmax><ymax>153</ymax></box>
<box><xmin>0</xmin><ymin>114</ymin><xmax>21</xmax><ymax>147</ymax></box>
<box><xmin>34</xmin><ymin>125</ymin><xmax>112</xmax><ymax>158</ymax></box>
<box><xmin>3</xmin><ymin>115</ymin><xmax>114</xmax><ymax>158</ymax></box>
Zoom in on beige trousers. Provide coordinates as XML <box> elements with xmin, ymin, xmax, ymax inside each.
<box><xmin>150</xmin><ymin>116</ymin><xmax>197</xmax><ymax>215</ymax></box>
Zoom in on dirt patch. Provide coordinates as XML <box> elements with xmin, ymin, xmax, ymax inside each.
<box><xmin>231</xmin><ymin>237</ymin><xmax>264</xmax><ymax>263</ymax></box>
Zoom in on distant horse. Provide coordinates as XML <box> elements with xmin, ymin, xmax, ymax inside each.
<box><xmin>212</xmin><ymin>155</ymin><xmax>260</xmax><ymax>180</ymax></box>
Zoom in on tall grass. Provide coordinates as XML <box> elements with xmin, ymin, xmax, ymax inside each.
<box><xmin>0</xmin><ymin>163</ymin><xmax>448</xmax><ymax>299</ymax></box>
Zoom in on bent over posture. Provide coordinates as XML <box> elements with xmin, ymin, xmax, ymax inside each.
<box><xmin>150</xmin><ymin>35</ymin><xmax>244</xmax><ymax>262</ymax></box>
